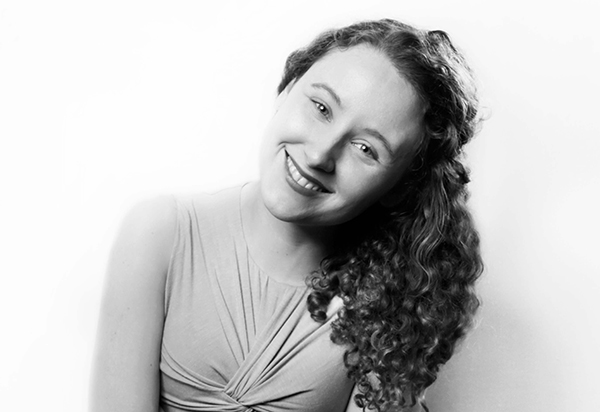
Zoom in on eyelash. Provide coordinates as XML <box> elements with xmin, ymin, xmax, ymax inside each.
<box><xmin>312</xmin><ymin>100</ymin><xmax>331</xmax><ymax>120</ymax></box>
<box><xmin>352</xmin><ymin>142</ymin><xmax>376</xmax><ymax>159</ymax></box>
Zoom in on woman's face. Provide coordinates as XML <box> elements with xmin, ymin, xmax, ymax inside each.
<box><xmin>259</xmin><ymin>44</ymin><xmax>424</xmax><ymax>227</ymax></box>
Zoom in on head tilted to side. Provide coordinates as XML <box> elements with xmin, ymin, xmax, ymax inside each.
<box><xmin>278</xmin><ymin>19</ymin><xmax>483</xmax><ymax>411</ymax></box>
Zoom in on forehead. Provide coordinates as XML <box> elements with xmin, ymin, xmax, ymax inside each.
<box><xmin>297</xmin><ymin>45</ymin><xmax>424</xmax><ymax>152</ymax></box>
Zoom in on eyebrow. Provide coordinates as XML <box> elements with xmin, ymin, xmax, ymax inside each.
<box><xmin>311</xmin><ymin>82</ymin><xmax>343</xmax><ymax>108</ymax></box>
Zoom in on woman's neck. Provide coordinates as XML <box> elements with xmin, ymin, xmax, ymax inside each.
<box><xmin>240</xmin><ymin>182</ymin><xmax>337</xmax><ymax>285</ymax></box>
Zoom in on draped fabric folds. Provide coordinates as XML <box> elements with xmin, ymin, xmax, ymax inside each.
<box><xmin>159</xmin><ymin>186</ymin><xmax>353</xmax><ymax>412</ymax></box>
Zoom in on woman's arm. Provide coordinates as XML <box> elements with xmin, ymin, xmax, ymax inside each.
<box><xmin>89</xmin><ymin>196</ymin><xmax>177</xmax><ymax>412</ymax></box>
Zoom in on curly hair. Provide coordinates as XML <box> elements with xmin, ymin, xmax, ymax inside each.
<box><xmin>277</xmin><ymin>19</ymin><xmax>484</xmax><ymax>411</ymax></box>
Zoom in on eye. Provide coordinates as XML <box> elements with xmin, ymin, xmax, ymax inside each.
<box><xmin>312</xmin><ymin>100</ymin><xmax>331</xmax><ymax>120</ymax></box>
<box><xmin>352</xmin><ymin>142</ymin><xmax>376</xmax><ymax>158</ymax></box>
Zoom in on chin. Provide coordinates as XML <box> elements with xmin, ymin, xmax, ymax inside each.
<box><xmin>260</xmin><ymin>180</ymin><xmax>297</xmax><ymax>220</ymax></box>
<box><xmin>264</xmin><ymin>200</ymin><xmax>296</xmax><ymax>222</ymax></box>
<box><xmin>259</xmin><ymin>177</ymin><xmax>371</xmax><ymax>227</ymax></box>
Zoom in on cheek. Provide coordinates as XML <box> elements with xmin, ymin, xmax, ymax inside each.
<box><xmin>338</xmin><ymin>167</ymin><xmax>390</xmax><ymax>203</ymax></box>
<box><xmin>259</xmin><ymin>112</ymin><xmax>292</xmax><ymax>162</ymax></box>
<box><xmin>353</xmin><ymin>168</ymin><xmax>404</xmax><ymax>205</ymax></box>
<box><xmin>270</xmin><ymin>98</ymin><xmax>314</xmax><ymax>141</ymax></box>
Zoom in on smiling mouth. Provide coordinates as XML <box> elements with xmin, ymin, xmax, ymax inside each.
<box><xmin>285</xmin><ymin>153</ymin><xmax>329</xmax><ymax>193</ymax></box>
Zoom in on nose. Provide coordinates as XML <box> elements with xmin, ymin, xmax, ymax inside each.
<box><xmin>304</xmin><ymin>134</ymin><xmax>338</xmax><ymax>173</ymax></box>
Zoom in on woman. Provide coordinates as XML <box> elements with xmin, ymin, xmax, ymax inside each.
<box><xmin>91</xmin><ymin>19</ymin><xmax>482</xmax><ymax>412</ymax></box>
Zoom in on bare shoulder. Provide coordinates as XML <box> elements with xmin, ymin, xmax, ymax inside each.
<box><xmin>103</xmin><ymin>195</ymin><xmax>179</xmax><ymax>295</ymax></box>
<box><xmin>115</xmin><ymin>195</ymin><xmax>178</xmax><ymax>265</ymax></box>
<box><xmin>100</xmin><ymin>194</ymin><xmax>178</xmax><ymax>312</ymax></box>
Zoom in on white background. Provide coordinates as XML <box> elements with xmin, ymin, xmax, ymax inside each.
<box><xmin>1</xmin><ymin>1</ymin><xmax>599</xmax><ymax>411</ymax></box>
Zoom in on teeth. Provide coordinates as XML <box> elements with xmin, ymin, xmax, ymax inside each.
<box><xmin>286</xmin><ymin>156</ymin><xmax>324</xmax><ymax>192</ymax></box>
<box><xmin>305</xmin><ymin>182</ymin><xmax>318</xmax><ymax>191</ymax></box>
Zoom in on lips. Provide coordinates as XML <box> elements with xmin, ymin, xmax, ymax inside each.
<box><xmin>285</xmin><ymin>152</ymin><xmax>330</xmax><ymax>193</ymax></box>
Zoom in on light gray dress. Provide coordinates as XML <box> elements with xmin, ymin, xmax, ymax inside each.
<box><xmin>159</xmin><ymin>186</ymin><xmax>354</xmax><ymax>412</ymax></box>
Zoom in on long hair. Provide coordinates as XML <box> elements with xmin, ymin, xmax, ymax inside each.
<box><xmin>277</xmin><ymin>19</ymin><xmax>483</xmax><ymax>411</ymax></box>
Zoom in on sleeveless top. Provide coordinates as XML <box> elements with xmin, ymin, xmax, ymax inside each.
<box><xmin>159</xmin><ymin>186</ymin><xmax>354</xmax><ymax>412</ymax></box>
